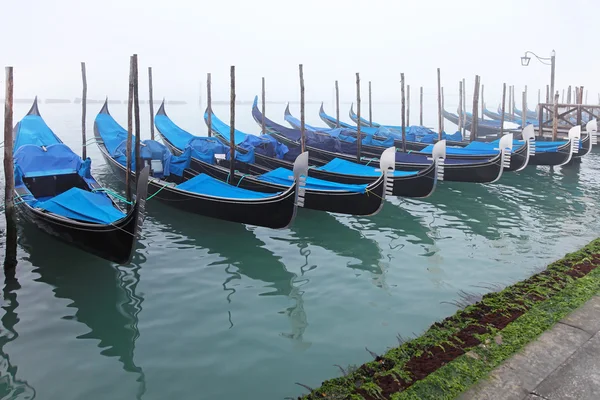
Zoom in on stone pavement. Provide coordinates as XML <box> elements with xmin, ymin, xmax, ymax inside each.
<box><xmin>459</xmin><ymin>296</ymin><xmax>600</xmax><ymax>400</ymax></box>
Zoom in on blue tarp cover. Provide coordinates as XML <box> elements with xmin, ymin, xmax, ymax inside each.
<box><xmin>35</xmin><ymin>187</ymin><xmax>125</xmax><ymax>224</ymax></box>
<box><xmin>257</xmin><ymin>167</ymin><xmax>367</xmax><ymax>193</ymax></box>
<box><xmin>94</xmin><ymin>112</ymin><xmax>130</xmax><ymax>155</ymax></box>
<box><xmin>13</xmin><ymin>114</ymin><xmax>62</xmax><ymax>151</ymax></box>
<box><xmin>186</xmin><ymin>137</ymin><xmax>230</xmax><ymax>165</ymax></box>
<box><xmin>176</xmin><ymin>174</ymin><xmax>282</xmax><ymax>199</ymax></box>
<box><xmin>316</xmin><ymin>158</ymin><xmax>418</xmax><ymax>177</ymax></box>
<box><xmin>14</xmin><ymin>144</ymin><xmax>82</xmax><ymax>177</ymax></box>
<box><xmin>154</xmin><ymin>113</ymin><xmax>195</xmax><ymax>150</ymax></box>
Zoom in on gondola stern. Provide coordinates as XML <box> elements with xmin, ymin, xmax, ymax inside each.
<box><xmin>99</xmin><ymin>98</ymin><xmax>110</xmax><ymax>115</ymax></box>
<box><xmin>26</xmin><ymin>96</ymin><xmax>41</xmax><ymax>116</ymax></box>
<box><xmin>292</xmin><ymin>151</ymin><xmax>309</xmax><ymax>209</ymax></box>
<box><xmin>157</xmin><ymin>99</ymin><xmax>167</xmax><ymax>117</ymax></box>
<box><xmin>379</xmin><ymin>146</ymin><xmax>396</xmax><ymax>197</ymax></box>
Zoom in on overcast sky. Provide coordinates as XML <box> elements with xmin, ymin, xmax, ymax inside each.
<box><xmin>1</xmin><ymin>0</ymin><xmax>599</xmax><ymax>107</ymax></box>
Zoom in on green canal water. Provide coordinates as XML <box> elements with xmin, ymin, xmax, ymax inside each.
<box><xmin>0</xmin><ymin>103</ymin><xmax>599</xmax><ymax>399</ymax></box>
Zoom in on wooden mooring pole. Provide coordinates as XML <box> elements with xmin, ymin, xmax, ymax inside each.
<box><xmin>471</xmin><ymin>75</ymin><xmax>480</xmax><ymax>142</ymax></box>
<box><xmin>401</xmin><ymin>73</ymin><xmax>406</xmax><ymax>152</ymax></box>
<box><xmin>335</xmin><ymin>80</ymin><xmax>340</xmax><ymax>128</ymax></box>
<box><xmin>567</xmin><ymin>86</ymin><xmax>572</xmax><ymax>104</ymax></box>
<box><xmin>522</xmin><ymin>90</ymin><xmax>527</xmax><ymax>129</ymax></box>
<box><xmin>436</xmin><ymin>68</ymin><xmax>442</xmax><ymax>140</ymax></box>
<box><xmin>148</xmin><ymin>67</ymin><xmax>155</xmax><ymax>140</ymax></box>
<box><xmin>207</xmin><ymin>73</ymin><xmax>212</xmax><ymax>136</ymax></box>
<box><xmin>407</xmin><ymin>84</ymin><xmax>410</xmax><ymax>127</ymax></box>
<box><xmin>229</xmin><ymin>66</ymin><xmax>236</xmax><ymax>182</ymax></box>
<box><xmin>368</xmin><ymin>81</ymin><xmax>372</xmax><ymax>127</ymax></box>
<box><xmin>4</xmin><ymin>66</ymin><xmax>17</xmax><ymax>273</ymax></box>
<box><xmin>462</xmin><ymin>78</ymin><xmax>466</xmax><ymax>136</ymax></box>
<box><xmin>133</xmin><ymin>55</ymin><xmax>141</xmax><ymax>181</ymax></box>
<box><xmin>419</xmin><ymin>86</ymin><xmax>423</xmax><ymax>126</ymax></box>
<box><xmin>261</xmin><ymin>77</ymin><xmax>266</xmax><ymax>135</ymax></box>
<box><xmin>441</xmin><ymin>87</ymin><xmax>445</xmax><ymax>133</ymax></box>
<box><xmin>481</xmin><ymin>84</ymin><xmax>484</xmax><ymax>123</ymax></box>
<box><xmin>356</xmin><ymin>72</ymin><xmax>362</xmax><ymax>161</ymax></box>
<box><xmin>299</xmin><ymin>64</ymin><xmax>305</xmax><ymax>153</ymax></box>
<box><xmin>126</xmin><ymin>56</ymin><xmax>134</xmax><ymax>209</ymax></box>
<box><xmin>500</xmin><ymin>83</ymin><xmax>506</xmax><ymax>136</ymax></box>
<box><xmin>81</xmin><ymin>62</ymin><xmax>87</xmax><ymax>159</ymax></box>
<box><xmin>552</xmin><ymin>92</ymin><xmax>559</xmax><ymax>141</ymax></box>
<box><xmin>458</xmin><ymin>81</ymin><xmax>463</xmax><ymax>132</ymax></box>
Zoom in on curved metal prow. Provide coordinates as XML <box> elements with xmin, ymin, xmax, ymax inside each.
<box><xmin>586</xmin><ymin>119</ymin><xmax>597</xmax><ymax>147</ymax></box>
<box><xmin>378</xmin><ymin>147</ymin><xmax>396</xmax><ymax>197</ymax></box>
<box><xmin>431</xmin><ymin>139</ymin><xmax>446</xmax><ymax>182</ymax></box>
<box><xmin>292</xmin><ymin>151</ymin><xmax>309</xmax><ymax>209</ymax></box>
<box><xmin>498</xmin><ymin>133</ymin><xmax>514</xmax><ymax>171</ymax></box>
<box><xmin>26</xmin><ymin>96</ymin><xmax>41</xmax><ymax>116</ymax></box>
<box><xmin>522</xmin><ymin>124</ymin><xmax>536</xmax><ymax>157</ymax></box>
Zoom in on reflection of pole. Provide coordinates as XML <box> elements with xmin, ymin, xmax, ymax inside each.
<box><xmin>3</xmin><ymin>67</ymin><xmax>17</xmax><ymax>273</ymax></box>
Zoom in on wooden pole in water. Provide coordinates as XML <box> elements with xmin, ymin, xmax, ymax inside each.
<box><xmin>419</xmin><ymin>86</ymin><xmax>423</xmax><ymax>126</ymax></box>
<box><xmin>585</xmin><ymin>89</ymin><xmax>588</xmax><ymax>104</ymax></box>
<box><xmin>261</xmin><ymin>77</ymin><xmax>266</xmax><ymax>135</ymax></box>
<box><xmin>335</xmin><ymin>80</ymin><xmax>340</xmax><ymax>128</ymax></box>
<box><xmin>441</xmin><ymin>87</ymin><xmax>445</xmax><ymax>133</ymax></box>
<box><xmin>229</xmin><ymin>66</ymin><xmax>236</xmax><ymax>183</ymax></box>
<box><xmin>126</xmin><ymin>56</ymin><xmax>134</xmax><ymax>209</ymax></box>
<box><xmin>481</xmin><ymin>84</ymin><xmax>484</xmax><ymax>123</ymax></box>
<box><xmin>500</xmin><ymin>83</ymin><xmax>506</xmax><ymax>136</ymax></box>
<box><xmin>458</xmin><ymin>81</ymin><xmax>463</xmax><ymax>132</ymax></box>
<box><xmin>561</xmin><ymin>89</ymin><xmax>565</xmax><ymax>103</ymax></box>
<box><xmin>552</xmin><ymin>92</ymin><xmax>559</xmax><ymax>141</ymax></box>
<box><xmin>133</xmin><ymin>55</ymin><xmax>141</xmax><ymax>182</ymax></box>
<box><xmin>522</xmin><ymin>90</ymin><xmax>527</xmax><ymax>130</ymax></box>
<box><xmin>577</xmin><ymin>86</ymin><xmax>583</xmax><ymax>125</ymax></box>
<box><xmin>437</xmin><ymin>68</ymin><xmax>442</xmax><ymax>140</ymax></box>
<box><xmin>368</xmin><ymin>81</ymin><xmax>372</xmax><ymax>127</ymax></box>
<box><xmin>401</xmin><ymin>73</ymin><xmax>406</xmax><ymax>152</ymax></box>
<box><xmin>207</xmin><ymin>73</ymin><xmax>212</xmax><ymax>136</ymax></box>
<box><xmin>462</xmin><ymin>78</ymin><xmax>466</xmax><ymax>136</ymax></box>
<box><xmin>3</xmin><ymin>66</ymin><xmax>17</xmax><ymax>273</ymax></box>
<box><xmin>538</xmin><ymin>88</ymin><xmax>541</xmax><ymax>109</ymax></box>
<box><xmin>407</xmin><ymin>84</ymin><xmax>410</xmax><ymax>127</ymax></box>
<box><xmin>299</xmin><ymin>64</ymin><xmax>305</xmax><ymax>153</ymax></box>
<box><xmin>567</xmin><ymin>86</ymin><xmax>572</xmax><ymax>104</ymax></box>
<box><xmin>81</xmin><ymin>62</ymin><xmax>87</xmax><ymax>159</ymax></box>
<box><xmin>148</xmin><ymin>67</ymin><xmax>155</xmax><ymax>140</ymax></box>
<box><xmin>356</xmin><ymin>72</ymin><xmax>362</xmax><ymax>161</ymax></box>
<box><xmin>546</xmin><ymin>85</ymin><xmax>550</xmax><ymax>121</ymax></box>
<box><xmin>471</xmin><ymin>75</ymin><xmax>480</xmax><ymax>142</ymax></box>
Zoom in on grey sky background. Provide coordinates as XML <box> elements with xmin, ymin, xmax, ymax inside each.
<box><xmin>1</xmin><ymin>0</ymin><xmax>599</xmax><ymax>111</ymax></box>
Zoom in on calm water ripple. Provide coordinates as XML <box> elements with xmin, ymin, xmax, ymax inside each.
<box><xmin>0</xmin><ymin>104</ymin><xmax>599</xmax><ymax>399</ymax></box>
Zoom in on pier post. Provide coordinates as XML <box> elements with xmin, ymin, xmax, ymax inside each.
<box><xmin>481</xmin><ymin>84</ymin><xmax>484</xmax><ymax>124</ymax></box>
<box><xmin>3</xmin><ymin>66</ymin><xmax>17</xmax><ymax>273</ymax></box>
<box><xmin>471</xmin><ymin>75</ymin><xmax>480</xmax><ymax>142</ymax></box>
<box><xmin>356</xmin><ymin>72</ymin><xmax>362</xmax><ymax>161</ymax></box>
<box><xmin>206</xmin><ymin>73</ymin><xmax>212</xmax><ymax>136</ymax></box>
<box><xmin>335</xmin><ymin>80</ymin><xmax>340</xmax><ymax>128</ymax></box>
<box><xmin>546</xmin><ymin>85</ymin><xmax>550</xmax><ymax>121</ymax></box>
<box><xmin>407</xmin><ymin>84</ymin><xmax>410</xmax><ymax>127</ymax></box>
<box><xmin>552</xmin><ymin>92</ymin><xmax>559</xmax><ymax>141</ymax></box>
<box><xmin>500</xmin><ymin>83</ymin><xmax>506</xmax><ymax>136</ymax></box>
<box><xmin>261</xmin><ymin>77</ymin><xmax>266</xmax><ymax>135</ymax></box>
<box><xmin>126</xmin><ymin>56</ymin><xmax>134</xmax><ymax>209</ymax></box>
<box><xmin>148</xmin><ymin>67</ymin><xmax>155</xmax><ymax>140</ymax></box>
<box><xmin>462</xmin><ymin>78</ymin><xmax>466</xmax><ymax>136</ymax></box>
<box><xmin>458</xmin><ymin>81</ymin><xmax>463</xmax><ymax>132</ymax></box>
<box><xmin>522</xmin><ymin>91</ymin><xmax>527</xmax><ymax>130</ymax></box>
<box><xmin>567</xmin><ymin>86</ymin><xmax>571</xmax><ymax>104</ymax></box>
<box><xmin>401</xmin><ymin>73</ymin><xmax>406</xmax><ymax>152</ymax></box>
<box><xmin>81</xmin><ymin>62</ymin><xmax>87</xmax><ymax>159</ymax></box>
<box><xmin>419</xmin><ymin>86</ymin><xmax>423</xmax><ymax>126</ymax></box>
<box><xmin>229</xmin><ymin>66</ymin><xmax>236</xmax><ymax>183</ymax></box>
<box><xmin>441</xmin><ymin>87</ymin><xmax>445</xmax><ymax>133</ymax></box>
<box><xmin>368</xmin><ymin>81</ymin><xmax>372</xmax><ymax>127</ymax></box>
<box><xmin>299</xmin><ymin>64</ymin><xmax>305</xmax><ymax>153</ymax></box>
<box><xmin>577</xmin><ymin>86</ymin><xmax>583</xmax><ymax>125</ymax></box>
<box><xmin>133</xmin><ymin>55</ymin><xmax>141</xmax><ymax>181</ymax></box>
<box><xmin>437</xmin><ymin>68</ymin><xmax>442</xmax><ymax>140</ymax></box>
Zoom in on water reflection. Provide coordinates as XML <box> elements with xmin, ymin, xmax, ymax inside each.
<box><xmin>146</xmin><ymin>204</ymin><xmax>310</xmax><ymax>347</ymax></box>
<box><xmin>17</xmin><ymin>225</ymin><xmax>146</xmax><ymax>399</ymax></box>
<box><xmin>0</xmin><ymin>277</ymin><xmax>36</xmax><ymax>399</ymax></box>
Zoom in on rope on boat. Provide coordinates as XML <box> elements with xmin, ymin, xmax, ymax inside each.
<box><xmin>146</xmin><ymin>182</ymin><xmax>171</xmax><ymax>201</ymax></box>
<box><xmin>236</xmin><ymin>174</ymin><xmax>250</xmax><ymax>187</ymax></box>
<box><xmin>92</xmin><ymin>188</ymin><xmax>133</xmax><ymax>205</ymax></box>
<box><xmin>365</xmin><ymin>187</ymin><xmax>385</xmax><ymax>201</ymax></box>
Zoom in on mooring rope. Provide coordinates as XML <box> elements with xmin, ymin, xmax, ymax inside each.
<box><xmin>146</xmin><ymin>182</ymin><xmax>171</xmax><ymax>201</ymax></box>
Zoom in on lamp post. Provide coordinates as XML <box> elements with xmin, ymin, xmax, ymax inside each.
<box><xmin>521</xmin><ymin>50</ymin><xmax>555</xmax><ymax>102</ymax></box>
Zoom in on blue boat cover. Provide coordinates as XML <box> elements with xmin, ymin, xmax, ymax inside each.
<box><xmin>257</xmin><ymin>167</ymin><xmax>367</xmax><ymax>193</ymax></box>
<box><xmin>316</xmin><ymin>158</ymin><xmax>419</xmax><ymax>177</ymax></box>
<box><xmin>154</xmin><ymin>113</ymin><xmax>196</xmax><ymax>150</ymax></box>
<box><xmin>176</xmin><ymin>174</ymin><xmax>282</xmax><ymax>199</ymax></box>
<box><xmin>204</xmin><ymin>109</ymin><xmax>248</xmax><ymax>145</ymax></box>
<box><xmin>35</xmin><ymin>187</ymin><xmax>125</xmax><ymax>224</ymax></box>
<box><xmin>13</xmin><ymin>113</ymin><xmax>63</xmax><ymax>151</ymax></box>
<box><xmin>96</xmin><ymin>111</ymin><xmax>191</xmax><ymax>177</ymax></box>
<box><xmin>186</xmin><ymin>137</ymin><xmax>231</xmax><ymax>165</ymax></box>
<box><xmin>14</xmin><ymin>143</ymin><xmax>83</xmax><ymax>177</ymax></box>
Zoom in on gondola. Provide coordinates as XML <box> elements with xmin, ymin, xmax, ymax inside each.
<box><xmin>214</xmin><ymin>102</ymin><xmax>442</xmax><ymax>198</ymax></box>
<box><xmin>287</xmin><ymin>104</ymin><xmax>531</xmax><ymax>173</ymax></box>
<box><xmin>253</xmin><ymin>97</ymin><xmax>507</xmax><ymax>184</ymax></box>
<box><xmin>94</xmin><ymin>100</ymin><xmax>307</xmax><ymax>229</ymax></box>
<box><xmin>12</xmin><ymin>98</ymin><xmax>148</xmax><ymax>265</ymax></box>
<box><xmin>442</xmin><ymin>109</ymin><xmax>517</xmax><ymax>139</ymax></box>
<box><xmin>154</xmin><ymin>102</ymin><xmax>391</xmax><ymax>216</ymax></box>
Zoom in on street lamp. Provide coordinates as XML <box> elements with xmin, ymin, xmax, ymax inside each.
<box><xmin>521</xmin><ymin>50</ymin><xmax>556</xmax><ymax>104</ymax></box>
